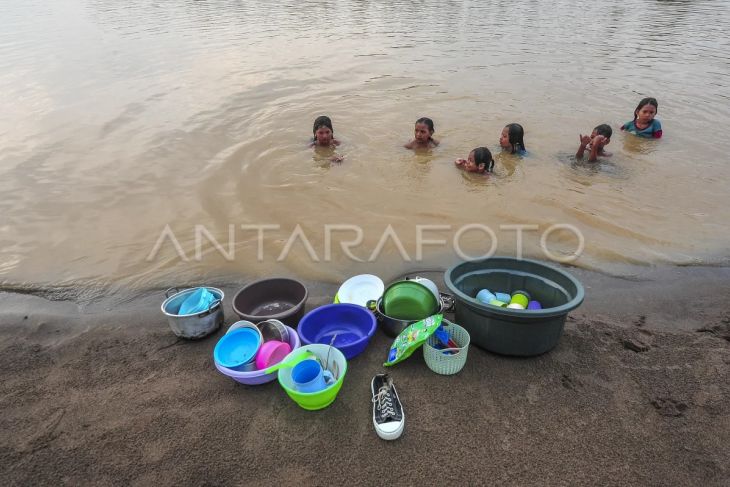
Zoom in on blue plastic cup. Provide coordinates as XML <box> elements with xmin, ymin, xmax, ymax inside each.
<box><xmin>528</xmin><ymin>300</ymin><xmax>543</xmax><ymax>310</ymax></box>
<box><xmin>495</xmin><ymin>292</ymin><xmax>512</xmax><ymax>303</ymax></box>
<box><xmin>291</xmin><ymin>359</ymin><xmax>334</xmax><ymax>393</ymax></box>
<box><xmin>476</xmin><ymin>289</ymin><xmax>496</xmax><ymax>304</ymax></box>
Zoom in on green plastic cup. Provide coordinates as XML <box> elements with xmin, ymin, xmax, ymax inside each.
<box><xmin>488</xmin><ymin>299</ymin><xmax>508</xmax><ymax>307</ymax></box>
<box><xmin>510</xmin><ymin>291</ymin><xmax>530</xmax><ymax>308</ymax></box>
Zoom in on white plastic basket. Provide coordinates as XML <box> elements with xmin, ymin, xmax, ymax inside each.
<box><xmin>423</xmin><ymin>320</ymin><xmax>470</xmax><ymax>375</ymax></box>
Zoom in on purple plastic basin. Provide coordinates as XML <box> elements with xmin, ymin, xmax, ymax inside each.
<box><xmin>297</xmin><ymin>304</ymin><xmax>376</xmax><ymax>359</ymax></box>
<box><xmin>214</xmin><ymin>324</ymin><xmax>301</xmax><ymax>385</ymax></box>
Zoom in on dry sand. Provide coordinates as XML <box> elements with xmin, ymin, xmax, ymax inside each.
<box><xmin>1</xmin><ymin>266</ymin><xmax>729</xmax><ymax>486</ymax></box>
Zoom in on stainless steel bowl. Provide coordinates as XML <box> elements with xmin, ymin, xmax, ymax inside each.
<box><xmin>257</xmin><ymin>319</ymin><xmax>290</xmax><ymax>343</ymax></box>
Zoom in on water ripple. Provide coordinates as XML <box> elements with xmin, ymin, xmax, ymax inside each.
<box><xmin>1</xmin><ymin>0</ymin><xmax>729</xmax><ymax>292</ymax></box>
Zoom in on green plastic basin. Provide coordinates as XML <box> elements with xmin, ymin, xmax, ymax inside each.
<box><xmin>383</xmin><ymin>281</ymin><xmax>439</xmax><ymax>320</ymax></box>
<box><xmin>278</xmin><ymin>344</ymin><xmax>348</xmax><ymax>411</ymax></box>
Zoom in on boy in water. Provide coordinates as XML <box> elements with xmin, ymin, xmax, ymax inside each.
<box><xmin>576</xmin><ymin>124</ymin><xmax>612</xmax><ymax>162</ymax></box>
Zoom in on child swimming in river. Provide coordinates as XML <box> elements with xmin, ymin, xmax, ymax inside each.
<box><xmin>404</xmin><ymin>117</ymin><xmax>439</xmax><ymax>149</ymax></box>
<box><xmin>621</xmin><ymin>97</ymin><xmax>662</xmax><ymax>138</ymax></box>
<box><xmin>454</xmin><ymin>147</ymin><xmax>494</xmax><ymax>174</ymax></box>
<box><xmin>576</xmin><ymin>124</ymin><xmax>612</xmax><ymax>162</ymax></box>
<box><xmin>499</xmin><ymin>123</ymin><xmax>527</xmax><ymax>155</ymax></box>
<box><xmin>310</xmin><ymin>115</ymin><xmax>343</xmax><ymax>162</ymax></box>
<box><xmin>310</xmin><ymin>115</ymin><xmax>340</xmax><ymax>147</ymax></box>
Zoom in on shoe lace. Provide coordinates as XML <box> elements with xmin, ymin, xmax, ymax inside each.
<box><xmin>372</xmin><ymin>385</ymin><xmax>397</xmax><ymax>419</ymax></box>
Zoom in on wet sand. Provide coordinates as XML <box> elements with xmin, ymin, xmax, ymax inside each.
<box><xmin>1</xmin><ymin>266</ymin><xmax>729</xmax><ymax>486</ymax></box>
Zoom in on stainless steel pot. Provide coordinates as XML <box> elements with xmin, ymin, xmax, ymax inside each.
<box><xmin>161</xmin><ymin>287</ymin><xmax>224</xmax><ymax>339</ymax></box>
<box><xmin>374</xmin><ymin>293</ymin><xmax>453</xmax><ymax>338</ymax></box>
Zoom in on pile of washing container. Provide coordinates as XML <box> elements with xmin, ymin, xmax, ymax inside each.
<box><xmin>160</xmin><ymin>257</ymin><xmax>585</xmax><ymax>410</ymax></box>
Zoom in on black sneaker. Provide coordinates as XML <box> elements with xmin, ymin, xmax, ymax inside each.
<box><xmin>371</xmin><ymin>374</ymin><xmax>404</xmax><ymax>440</ymax></box>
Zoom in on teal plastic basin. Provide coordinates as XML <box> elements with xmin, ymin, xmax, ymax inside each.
<box><xmin>444</xmin><ymin>257</ymin><xmax>585</xmax><ymax>356</ymax></box>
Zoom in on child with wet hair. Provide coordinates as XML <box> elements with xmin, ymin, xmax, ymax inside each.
<box><xmin>454</xmin><ymin>147</ymin><xmax>494</xmax><ymax>174</ymax></box>
<box><xmin>576</xmin><ymin>124</ymin><xmax>612</xmax><ymax>162</ymax></box>
<box><xmin>499</xmin><ymin>123</ymin><xmax>527</xmax><ymax>155</ymax></box>
<box><xmin>310</xmin><ymin>115</ymin><xmax>340</xmax><ymax>147</ymax></box>
<box><xmin>404</xmin><ymin>117</ymin><xmax>439</xmax><ymax>149</ymax></box>
<box><xmin>621</xmin><ymin>97</ymin><xmax>662</xmax><ymax>138</ymax></box>
<box><xmin>310</xmin><ymin>115</ymin><xmax>343</xmax><ymax>162</ymax></box>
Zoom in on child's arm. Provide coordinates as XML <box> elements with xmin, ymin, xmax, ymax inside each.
<box><xmin>404</xmin><ymin>140</ymin><xmax>416</xmax><ymax>149</ymax></box>
<box><xmin>588</xmin><ymin>135</ymin><xmax>608</xmax><ymax>162</ymax></box>
<box><xmin>576</xmin><ymin>134</ymin><xmax>591</xmax><ymax>159</ymax></box>
<box><xmin>430</xmin><ymin>138</ymin><xmax>440</xmax><ymax>147</ymax></box>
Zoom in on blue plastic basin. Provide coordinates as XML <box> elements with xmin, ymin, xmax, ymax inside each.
<box><xmin>213</xmin><ymin>328</ymin><xmax>261</xmax><ymax>369</ymax></box>
<box><xmin>297</xmin><ymin>304</ymin><xmax>377</xmax><ymax>359</ymax></box>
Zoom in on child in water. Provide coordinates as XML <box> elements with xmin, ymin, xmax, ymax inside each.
<box><xmin>454</xmin><ymin>147</ymin><xmax>494</xmax><ymax>174</ymax></box>
<box><xmin>576</xmin><ymin>124</ymin><xmax>612</xmax><ymax>162</ymax></box>
<box><xmin>404</xmin><ymin>117</ymin><xmax>439</xmax><ymax>149</ymax></box>
<box><xmin>499</xmin><ymin>123</ymin><xmax>527</xmax><ymax>155</ymax></box>
<box><xmin>621</xmin><ymin>97</ymin><xmax>662</xmax><ymax>138</ymax></box>
<box><xmin>311</xmin><ymin>115</ymin><xmax>340</xmax><ymax>147</ymax></box>
<box><xmin>310</xmin><ymin>115</ymin><xmax>343</xmax><ymax>162</ymax></box>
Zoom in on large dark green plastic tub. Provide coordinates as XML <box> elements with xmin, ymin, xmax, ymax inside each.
<box><xmin>444</xmin><ymin>257</ymin><xmax>585</xmax><ymax>356</ymax></box>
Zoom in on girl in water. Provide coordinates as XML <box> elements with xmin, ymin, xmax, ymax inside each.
<box><xmin>311</xmin><ymin>115</ymin><xmax>340</xmax><ymax>147</ymax></box>
<box><xmin>454</xmin><ymin>147</ymin><xmax>494</xmax><ymax>174</ymax></box>
<box><xmin>499</xmin><ymin>123</ymin><xmax>527</xmax><ymax>155</ymax></box>
<box><xmin>310</xmin><ymin>115</ymin><xmax>343</xmax><ymax>162</ymax></box>
<box><xmin>620</xmin><ymin>97</ymin><xmax>662</xmax><ymax>138</ymax></box>
<box><xmin>404</xmin><ymin>117</ymin><xmax>439</xmax><ymax>149</ymax></box>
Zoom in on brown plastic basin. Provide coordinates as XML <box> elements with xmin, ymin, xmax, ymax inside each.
<box><xmin>232</xmin><ymin>278</ymin><xmax>308</xmax><ymax>327</ymax></box>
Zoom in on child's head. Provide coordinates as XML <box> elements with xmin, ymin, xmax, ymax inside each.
<box><xmin>313</xmin><ymin>115</ymin><xmax>334</xmax><ymax>145</ymax></box>
<box><xmin>414</xmin><ymin>117</ymin><xmax>435</xmax><ymax>144</ymax></box>
<box><xmin>633</xmin><ymin>97</ymin><xmax>658</xmax><ymax>123</ymax></box>
<box><xmin>465</xmin><ymin>147</ymin><xmax>494</xmax><ymax>173</ymax></box>
<box><xmin>499</xmin><ymin>123</ymin><xmax>526</xmax><ymax>154</ymax></box>
<box><xmin>592</xmin><ymin>124</ymin><xmax>612</xmax><ymax>140</ymax></box>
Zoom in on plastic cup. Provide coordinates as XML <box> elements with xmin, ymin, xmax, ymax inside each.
<box><xmin>495</xmin><ymin>292</ymin><xmax>511</xmax><ymax>303</ymax></box>
<box><xmin>488</xmin><ymin>299</ymin><xmax>508</xmax><ymax>307</ymax></box>
<box><xmin>476</xmin><ymin>289</ymin><xmax>496</xmax><ymax>304</ymax></box>
<box><xmin>510</xmin><ymin>291</ymin><xmax>530</xmax><ymax>308</ymax></box>
<box><xmin>291</xmin><ymin>359</ymin><xmax>335</xmax><ymax>393</ymax></box>
<box><xmin>507</xmin><ymin>303</ymin><xmax>526</xmax><ymax>310</ymax></box>
<box><xmin>528</xmin><ymin>300</ymin><xmax>543</xmax><ymax>310</ymax></box>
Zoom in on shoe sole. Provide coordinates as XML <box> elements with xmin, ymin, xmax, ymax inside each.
<box><xmin>371</xmin><ymin>375</ymin><xmax>405</xmax><ymax>441</ymax></box>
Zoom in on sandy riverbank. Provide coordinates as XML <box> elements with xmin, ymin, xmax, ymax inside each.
<box><xmin>1</xmin><ymin>266</ymin><xmax>728</xmax><ymax>486</ymax></box>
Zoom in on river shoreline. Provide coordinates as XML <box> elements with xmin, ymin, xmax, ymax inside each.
<box><xmin>1</xmin><ymin>265</ymin><xmax>728</xmax><ymax>485</ymax></box>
